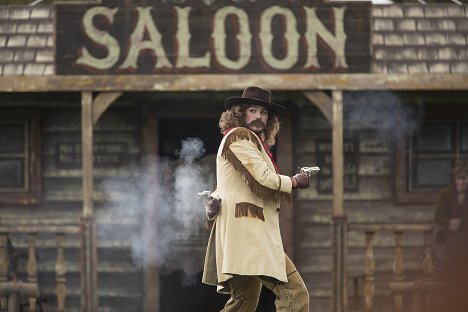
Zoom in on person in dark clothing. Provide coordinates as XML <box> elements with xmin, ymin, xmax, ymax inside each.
<box><xmin>432</xmin><ymin>161</ymin><xmax>468</xmax><ymax>312</ymax></box>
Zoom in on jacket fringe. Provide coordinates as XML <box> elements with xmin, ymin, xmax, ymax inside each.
<box><xmin>223</xmin><ymin>127</ymin><xmax>262</xmax><ymax>151</ymax></box>
<box><xmin>235</xmin><ymin>202</ymin><xmax>265</xmax><ymax>221</ymax></box>
<box><xmin>222</xmin><ymin>128</ymin><xmax>291</xmax><ymax>204</ymax></box>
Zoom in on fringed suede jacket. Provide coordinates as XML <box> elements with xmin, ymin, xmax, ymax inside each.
<box><xmin>202</xmin><ymin>127</ymin><xmax>293</xmax><ymax>294</ymax></box>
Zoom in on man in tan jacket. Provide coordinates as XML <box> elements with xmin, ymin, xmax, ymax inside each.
<box><xmin>202</xmin><ymin>86</ymin><xmax>311</xmax><ymax>311</ymax></box>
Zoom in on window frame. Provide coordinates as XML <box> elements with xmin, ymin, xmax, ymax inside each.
<box><xmin>0</xmin><ymin>111</ymin><xmax>41</xmax><ymax>205</ymax></box>
<box><xmin>396</xmin><ymin>118</ymin><xmax>468</xmax><ymax>204</ymax></box>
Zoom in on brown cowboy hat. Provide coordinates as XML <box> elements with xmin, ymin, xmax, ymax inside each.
<box><xmin>224</xmin><ymin>86</ymin><xmax>285</xmax><ymax>115</ymax></box>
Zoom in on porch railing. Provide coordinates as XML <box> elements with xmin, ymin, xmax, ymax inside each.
<box><xmin>347</xmin><ymin>223</ymin><xmax>436</xmax><ymax>312</ymax></box>
<box><xmin>0</xmin><ymin>225</ymin><xmax>80</xmax><ymax>312</ymax></box>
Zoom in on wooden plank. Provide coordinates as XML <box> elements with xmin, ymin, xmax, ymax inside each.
<box><xmin>0</xmin><ymin>226</ymin><xmax>80</xmax><ymax>234</ymax></box>
<box><xmin>358</xmin><ymin>155</ymin><xmax>390</xmax><ymax>176</ymax></box>
<box><xmin>298</xmin><ymin>175</ymin><xmax>393</xmax><ymax>201</ymax></box>
<box><xmin>80</xmin><ymin>217</ymin><xmax>98</xmax><ymax>312</ymax></box>
<box><xmin>0</xmin><ymin>74</ymin><xmax>468</xmax><ymax>92</ymax></box>
<box><xmin>348</xmin><ymin>223</ymin><xmax>432</xmax><ymax>232</ymax></box>
<box><xmin>141</xmin><ymin>109</ymin><xmax>160</xmax><ymax>312</ymax></box>
<box><xmin>331</xmin><ymin>90</ymin><xmax>346</xmax><ymax>312</ymax></box>
<box><xmin>81</xmin><ymin>91</ymin><xmax>93</xmax><ymax>218</ymax></box>
<box><xmin>389</xmin><ymin>281</ymin><xmax>443</xmax><ymax>294</ymax></box>
<box><xmin>332</xmin><ymin>90</ymin><xmax>344</xmax><ymax>217</ymax></box>
<box><xmin>80</xmin><ymin>91</ymin><xmax>98</xmax><ymax>312</ymax></box>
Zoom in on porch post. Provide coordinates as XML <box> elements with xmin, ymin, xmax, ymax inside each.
<box><xmin>331</xmin><ymin>90</ymin><xmax>347</xmax><ymax>312</ymax></box>
<box><xmin>80</xmin><ymin>91</ymin><xmax>98</xmax><ymax>312</ymax></box>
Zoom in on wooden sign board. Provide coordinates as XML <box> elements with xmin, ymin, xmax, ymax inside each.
<box><xmin>316</xmin><ymin>139</ymin><xmax>358</xmax><ymax>194</ymax></box>
<box><xmin>57</xmin><ymin>142</ymin><xmax>128</xmax><ymax>168</ymax></box>
<box><xmin>56</xmin><ymin>0</ymin><xmax>371</xmax><ymax>75</ymax></box>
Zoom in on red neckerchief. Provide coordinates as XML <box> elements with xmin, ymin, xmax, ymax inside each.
<box><xmin>263</xmin><ymin>142</ymin><xmax>280</xmax><ymax>173</ymax></box>
<box><xmin>223</xmin><ymin>127</ymin><xmax>234</xmax><ymax>136</ymax></box>
<box><xmin>223</xmin><ymin>127</ymin><xmax>280</xmax><ymax>173</ymax></box>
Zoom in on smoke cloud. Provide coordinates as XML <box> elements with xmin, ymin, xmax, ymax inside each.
<box><xmin>97</xmin><ymin>137</ymin><xmax>215</xmax><ymax>283</ymax></box>
<box><xmin>344</xmin><ymin>91</ymin><xmax>423</xmax><ymax>142</ymax></box>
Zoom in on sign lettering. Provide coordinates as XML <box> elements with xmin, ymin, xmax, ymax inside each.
<box><xmin>56</xmin><ymin>0</ymin><xmax>371</xmax><ymax>74</ymax></box>
<box><xmin>316</xmin><ymin>139</ymin><xmax>358</xmax><ymax>194</ymax></box>
<box><xmin>57</xmin><ymin>142</ymin><xmax>127</xmax><ymax>167</ymax></box>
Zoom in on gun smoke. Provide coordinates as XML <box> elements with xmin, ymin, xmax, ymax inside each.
<box><xmin>97</xmin><ymin>137</ymin><xmax>214</xmax><ymax>284</ymax></box>
<box><xmin>344</xmin><ymin>91</ymin><xmax>423</xmax><ymax>142</ymax></box>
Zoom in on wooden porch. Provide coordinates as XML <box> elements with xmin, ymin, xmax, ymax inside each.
<box><xmin>347</xmin><ymin>223</ymin><xmax>437</xmax><ymax>312</ymax></box>
<box><xmin>0</xmin><ymin>73</ymin><xmax>467</xmax><ymax>311</ymax></box>
<box><xmin>0</xmin><ymin>221</ymin><xmax>443</xmax><ymax>312</ymax></box>
<box><xmin>0</xmin><ymin>225</ymin><xmax>78</xmax><ymax>312</ymax></box>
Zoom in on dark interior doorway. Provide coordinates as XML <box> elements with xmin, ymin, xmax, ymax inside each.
<box><xmin>158</xmin><ymin>117</ymin><xmax>276</xmax><ymax>312</ymax></box>
<box><xmin>159</xmin><ymin>118</ymin><xmax>221</xmax><ymax>160</ymax></box>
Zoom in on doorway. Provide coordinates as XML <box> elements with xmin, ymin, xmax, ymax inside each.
<box><xmin>158</xmin><ymin>117</ymin><xmax>276</xmax><ymax>312</ymax></box>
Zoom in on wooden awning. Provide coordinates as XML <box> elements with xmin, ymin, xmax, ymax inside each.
<box><xmin>0</xmin><ymin>73</ymin><xmax>467</xmax><ymax>92</ymax></box>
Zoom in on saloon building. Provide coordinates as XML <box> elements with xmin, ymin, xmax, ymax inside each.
<box><xmin>0</xmin><ymin>0</ymin><xmax>467</xmax><ymax>311</ymax></box>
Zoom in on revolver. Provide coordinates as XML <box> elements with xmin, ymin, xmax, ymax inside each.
<box><xmin>197</xmin><ymin>190</ymin><xmax>212</xmax><ymax>203</ymax></box>
<box><xmin>299</xmin><ymin>166</ymin><xmax>320</xmax><ymax>178</ymax></box>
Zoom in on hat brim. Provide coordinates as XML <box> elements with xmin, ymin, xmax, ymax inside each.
<box><xmin>224</xmin><ymin>97</ymin><xmax>285</xmax><ymax>115</ymax></box>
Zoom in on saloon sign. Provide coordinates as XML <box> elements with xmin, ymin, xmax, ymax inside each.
<box><xmin>56</xmin><ymin>0</ymin><xmax>370</xmax><ymax>75</ymax></box>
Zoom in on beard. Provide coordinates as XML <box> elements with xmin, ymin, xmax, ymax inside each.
<box><xmin>247</xmin><ymin>120</ymin><xmax>266</xmax><ymax>133</ymax></box>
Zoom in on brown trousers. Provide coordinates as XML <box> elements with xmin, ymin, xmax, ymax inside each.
<box><xmin>221</xmin><ymin>255</ymin><xmax>309</xmax><ymax>312</ymax></box>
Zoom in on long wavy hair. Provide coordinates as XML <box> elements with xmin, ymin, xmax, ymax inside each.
<box><xmin>219</xmin><ymin>104</ymin><xmax>281</xmax><ymax>145</ymax></box>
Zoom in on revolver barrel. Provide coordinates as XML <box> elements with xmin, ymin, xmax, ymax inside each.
<box><xmin>299</xmin><ymin>166</ymin><xmax>320</xmax><ymax>178</ymax></box>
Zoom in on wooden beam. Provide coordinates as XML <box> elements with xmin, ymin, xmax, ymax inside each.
<box><xmin>332</xmin><ymin>216</ymin><xmax>348</xmax><ymax>312</ymax></box>
<box><xmin>0</xmin><ymin>74</ymin><xmax>468</xmax><ymax>92</ymax></box>
<box><xmin>332</xmin><ymin>91</ymin><xmax>344</xmax><ymax>217</ymax></box>
<box><xmin>141</xmin><ymin>109</ymin><xmax>160</xmax><ymax>312</ymax></box>
<box><xmin>0</xmin><ymin>281</ymin><xmax>38</xmax><ymax>297</ymax></box>
<box><xmin>348</xmin><ymin>223</ymin><xmax>432</xmax><ymax>232</ymax></box>
<box><xmin>390</xmin><ymin>281</ymin><xmax>443</xmax><ymax>294</ymax></box>
<box><xmin>92</xmin><ymin>92</ymin><xmax>123</xmax><ymax>125</ymax></box>
<box><xmin>80</xmin><ymin>218</ymin><xmax>98</xmax><ymax>312</ymax></box>
<box><xmin>82</xmin><ymin>92</ymin><xmax>93</xmax><ymax>219</ymax></box>
<box><xmin>0</xmin><ymin>226</ymin><xmax>80</xmax><ymax>234</ymax></box>
<box><xmin>332</xmin><ymin>90</ymin><xmax>347</xmax><ymax>312</ymax></box>
<box><xmin>81</xmin><ymin>91</ymin><xmax>98</xmax><ymax>312</ymax></box>
<box><xmin>302</xmin><ymin>91</ymin><xmax>332</xmax><ymax>124</ymax></box>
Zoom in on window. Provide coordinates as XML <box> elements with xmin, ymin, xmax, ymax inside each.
<box><xmin>396</xmin><ymin>119</ymin><xmax>468</xmax><ymax>203</ymax></box>
<box><xmin>0</xmin><ymin>121</ymin><xmax>29</xmax><ymax>191</ymax></box>
<box><xmin>0</xmin><ymin>113</ymin><xmax>41</xmax><ymax>205</ymax></box>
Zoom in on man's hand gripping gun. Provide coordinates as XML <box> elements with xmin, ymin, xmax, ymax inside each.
<box><xmin>198</xmin><ymin>191</ymin><xmax>221</xmax><ymax>219</ymax></box>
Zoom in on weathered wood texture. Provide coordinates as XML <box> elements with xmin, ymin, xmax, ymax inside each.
<box><xmin>372</xmin><ymin>4</ymin><xmax>468</xmax><ymax>74</ymax></box>
<box><xmin>141</xmin><ymin>110</ymin><xmax>159</xmax><ymax>312</ymax></box>
<box><xmin>0</xmin><ymin>111</ymin><xmax>42</xmax><ymax>205</ymax></box>
<box><xmin>2</xmin><ymin>4</ymin><xmax>468</xmax><ymax>77</ymax></box>
<box><xmin>0</xmin><ymin>92</ymin><xmax>234</xmax><ymax>312</ymax></box>
<box><xmin>0</xmin><ymin>74</ymin><xmax>468</xmax><ymax>91</ymax></box>
<box><xmin>0</xmin><ymin>97</ymin><xmax>144</xmax><ymax>312</ymax></box>
<box><xmin>0</xmin><ymin>89</ymin><xmax>461</xmax><ymax>312</ymax></box>
<box><xmin>0</xmin><ymin>6</ymin><xmax>54</xmax><ymax>77</ymax></box>
<box><xmin>293</xmin><ymin>91</ymin><xmax>437</xmax><ymax>311</ymax></box>
<box><xmin>55</xmin><ymin>2</ymin><xmax>371</xmax><ymax>75</ymax></box>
